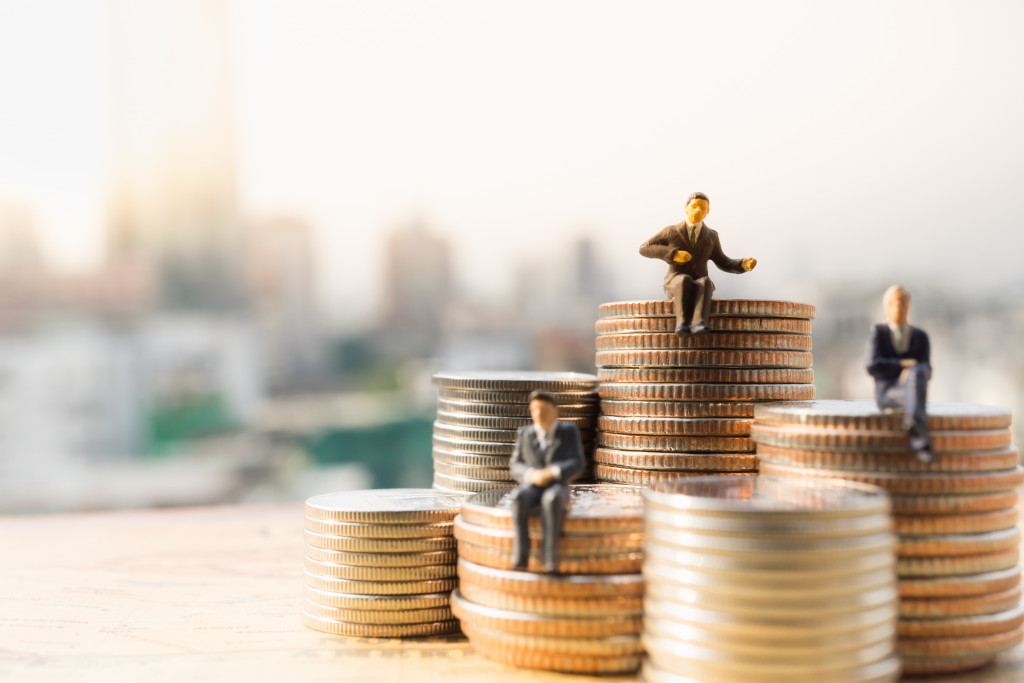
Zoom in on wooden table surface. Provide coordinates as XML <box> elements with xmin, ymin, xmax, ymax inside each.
<box><xmin>1</xmin><ymin>504</ymin><xmax>1021</xmax><ymax>682</ymax></box>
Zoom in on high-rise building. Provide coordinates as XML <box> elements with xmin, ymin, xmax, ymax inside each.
<box><xmin>381</xmin><ymin>219</ymin><xmax>453</xmax><ymax>343</ymax></box>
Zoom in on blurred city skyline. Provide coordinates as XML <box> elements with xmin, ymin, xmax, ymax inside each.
<box><xmin>1</xmin><ymin>1</ymin><xmax>1023</xmax><ymax>329</ymax></box>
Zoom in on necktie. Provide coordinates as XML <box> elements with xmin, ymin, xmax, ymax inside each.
<box><xmin>690</xmin><ymin>225</ymin><xmax>697</xmax><ymax>246</ymax></box>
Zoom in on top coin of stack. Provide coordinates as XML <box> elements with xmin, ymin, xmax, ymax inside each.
<box><xmin>431</xmin><ymin>371</ymin><xmax>600</xmax><ymax>494</ymax></box>
<box><xmin>752</xmin><ymin>400</ymin><xmax>1023</xmax><ymax>676</ymax></box>
<box><xmin>302</xmin><ymin>489</ymin><xmax>464</xmax><ymax>637</ymax></box>
<box><xmin>593</xmin><ymin>300</ymin><xmax>815</xmax><ymax>486</ymax></box>
<box><xmin>640</xmin><ymin>475</ymin><xmax>901</xmax><ymax>683</ymax></box>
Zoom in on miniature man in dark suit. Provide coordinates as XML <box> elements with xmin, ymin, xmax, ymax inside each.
<box><xmin>866</xmin><ymin>285</ymin><xmax>934</xmax><ymax>463</ymax></box>
<box><xmin>508</xmin><ymin>390</ymin><xmax>586</xmax><ymax>573</ymax></box>
<box><xmin>640</xmin><ymin>192</ymin><xmax>757</xmax><ymax>337</ymax></box>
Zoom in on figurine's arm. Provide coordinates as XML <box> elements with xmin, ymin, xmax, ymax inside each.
<box><xmin>509</xmin><ymin>428</ymin><xmax>533</xmax><ymax>485</ymax></box>
<box><xmin>549</xmin><ymin>425</ymin><xmax>585</xmax><ymax>484</ymax></box>
<box><xmin>639</xmin><ymin>226</ymin><xmax>680</xmax><ymax>263</ymax></box>
<box><xmin>709</xmin><ymin>233</ymin><xmax>749</xmax><ymax>274</ymax></box>
<box><xmin>865</xmin><ymin>326</ymin><xmax>902</xmax><ymax>380</ymax></box>
<box><xmin>916</xmin><ymin>331</ymin><xmax>932</xmax><ymax>376</ymax></box>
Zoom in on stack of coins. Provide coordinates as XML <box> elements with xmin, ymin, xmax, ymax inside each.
<box><xmin>641</xmin><ymin>476</ymin><xmax>902</xmax><ymax>683</ymax></box>
<box><xmin>451</xmin><ymin>484</ymin><xmax>645</xmax><ymax>673</ymax></box>
<box><xmin>431</xmin><ymin>371</ymin><xmax>600</xmax><ymax>494</ymax></box>
<box><xmin>593</xmin><ymin>299</ymin><xmax>816</xmax><ymax>485</ymax></box>
<box><xmin>752</xmin><ymin>400</ymin><xmax>1023</xmax><ymax>675</ymax></box>
<box><xmin>302</xmin><ymin>489</ymin><xmax>464</xmax><ymax>637</ymax></box>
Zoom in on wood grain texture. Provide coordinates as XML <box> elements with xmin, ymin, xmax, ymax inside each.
<box><xmin>0</xmin><ymin>502</ymin><xmax>1021</xmax><ymax>682</ymax></box>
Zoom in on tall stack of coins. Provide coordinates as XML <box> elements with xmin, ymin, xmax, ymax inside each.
<box><xmin>641</xmin><ymin>476</ymin><xmax>902</xmax><ymax>683</ymax></box>
<box><xmin>302</xmin><ymin>489</ymin><xmax>464</xmax><ymax>637</ymax></box>
<box><xmin>752</xmin><ymin>400</ymin><xmax>1023</xmax><ymax>675</ymax></box>
<box><xmin>593</xmin><ymin>299</ymin><xmax>815</xmax><ymax>485</ymax></box>
<box><xmin>451</xmin><ymin>484</ymin><xmax>645</xmax><ymax>674</ymax></box>
<box><xmin>431</xmin><ymin>371</ymin><xmax>600</xmax><ymax>494</ymax></box>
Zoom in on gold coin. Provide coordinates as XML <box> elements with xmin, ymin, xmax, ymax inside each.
<box><xmin>897</xmin><ymin>549</ymin><xmax>1019</xmax><ymax>577</ymax></box>
<box><xmin>898</xmin><ymin>605</ymin><xmax>1024</xmax><ymax>638</ymax></box>
<box><xmin>465</xmin><ymin>634</ymin><xmax>641</xmax><ymax>674</ymax></box>
<box><xmin>899</xmin><ymin>653</ymin><xmax>995</xmax><ymax>676</ymax></box>
<box><xmin>432</xmin><ymin>472</ymin><xmax>520</xmax><ymax>494</ymax></box>
<box><xmin>436</xmin><ymin>398</ymin><xmax>596</xmax><ymax>417</ymax></box>
<box><xmin>431</xmin><ymin>371</ymin><xmax>598</xmax><ymax>391</ymax></box>
<box><xmin>303</xmin><ymin>545</ymin><xmax>458</xmax><ymax>567</ymax></box>
<box><xmin>900</xmin><ymin>586</ymin><xmax>1023</xmax><ymax>618</ymax></box>
<box><xmin>458</xmin><ymin>582</ymin><xmax>642</xmax><ymax>617</ymax></box>
<box><xmin>761</xmin><ymin>462</ymin><xmax>1024</xmax><ymax>495</ymax></box>
<box><xmin>431</xmin><ymin>448</ymin><xmax>510</xmax><ymax>469</ymax></box>
<box><xmin>896</xmin><ymin>624</ymin><xmax>1023</xmax><ymax>658</ymax></box>
<box><xmin>598</xmin><ymin>367</ymin><xmax>814</xmax><ymax>385</ymax></box>
<box><xmin>302</xmin><ymin>569</ymin><xmax>457</xmax><ymax>595</ymax></box>
<box><xmin>432</xmin><ymin>435</ymin><xmax>515</xmax><ymax>455</ymax></box>
<box><xmin>645</xmin><ymin>526</ymin><xmax>897</xmax><ymax>559</ymax></box>
<box><xmin>461</xmin><ymin>621</ymin><xmax>642</xmax><ymax>656</ymax></box>
<box><xmin>431</xmin><ymin>460</ymin><xmax>514</xmax><ymax>483</ymax></box>
<box><xmin>435</xmin><ymin>387</ymin><xmax>598</xmax><ymax>404</ymax></box>
<box><xmin>433</xmin><ymin>421</ymin><xmax>596</xmax><ymax>444</ymax></box>
<box><xmin>301</xmin><ymin>610</ymin><xmax>460</xmax><ymax>638</ymax></box>
<box><xmin>595</xmin><ymin>316</ymin><xmax>813</xmax><ymax>335</ymax></box>
<box><xmin>899</xmin><ymin>567</ymin><xmax>1021</xmax><ymax>598</ymax></box>
<box><xmin>756</xmin><ymin>444</ymin><xmax>1021</xmax><ymax>473</ymax></box>
<box><xmin>450</xmin><ymin>589</ymin><xmax>641</xmax><ymax>637</ymax></box>
<box><xmin>598</xmin><ymin>432</ymin><xmax>754</xmax><ymax>453</ymax></box>
<box><xmin>596</xmin><ymin>332</ymin><xmax>813</xmax><ymax>352</ymax></box>
<box><xmin>753</xmin><ymin>400</ymin><xmax>1014</xmax><ymax>432</ymax></box>
<box><xmin>301</xmin><ymin>584</ymin><xmax>451</xmax><ymax>611</ymax></box>
<box><xmin>597</xmin><ymin>299</ymin><xmax>815</xmax><ymax>320</ymax></box>
<box><xmin>458</xmin><ymin>484</ymin><xmax>644</xmax><ymax>534</ymax></box>
<box><xmin>599</xmin><ymin>383</ymin><xmax>814</xmax><ymax>402</ymax></box>
<box><xmin>303</xmin><ymin>517</ymin><xmax>454</xmax><ymax>539</ymax></box>
<box><xmin>600</xmin><ymin>399</ymin><xmax>756</xmax><ymax>418</ymax></box>
<box><xmin>456</xmin><ymin>558</ymin><xmax>644</xmax><ymax>598</ymax></box>
<box><xmin>436</xmin><ymin>410</ymin><xmax>596</xmax><ymax>430</ymax></box>
<box><xmin>890</xmin><ymin>491</ymin><xmax>1019</xmax><ymax>516</ymax></box>
<box><xmin>302</xmin><ymin>598</ymin><xmax>453</xmax><ymax>625</ymax></box>
<box><xmin>644</xmin><ymin>541</ymin><xmax>895</xmax><ymax>576</ymax></box>
<box><xmin>598</xmin><ymin>415</ymin><xmax>752</xmax><ymax>436</ymax></box>
<box><xmin>456</xmin><ymin>542</ymin><xmax>643</xmax><ymax>574</ymax></box>
<box><xmin>303</xmin><ymin>556</ymin><xmax>456</xmax><ymax>581</ymax></box>
<box><xmin>453</xmin><ymin>515</ymin><xmax>644</xmax><ymax>555</ymax></box>
<box><xmin>304</xmin><ymin>488</ymin><xmax>463</xmax><ymax>524</ymax></box>
<box><xmin>303</xmin><ymin>529</ymin><xmax>456</xmax><ymax>553</ymax></box>
<box><xmin>596</xmin><ymin>349</ymin><xmax>814</xmax><ymax>369</ymax></box>
<box><xmin>893</xmin><ymin>509</ymin><xmax>1018</xmax><ymax>535</ymax></box>
<box><xmin>594</xmin><ymin>448</ymin><xmax>758</xmax><ymax>472</ymax></box>
<box><xmin>596</xmin><ymin>465</ymin><xmax>755</xmax><ymax>485</ymax></box>
<box><xmin>897</xmin><ymin>528</ymin><xmax>1020</xmax><ymax>557</ymax></box>
<box><xmin>751</xmin><ymin>425</ymin><xmax>1013</xmax><ymax>453</ymax></box>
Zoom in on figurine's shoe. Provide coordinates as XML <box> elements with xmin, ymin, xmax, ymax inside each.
<box><xmin>542</xmin><ymin>561</ymin><xmax>558</xmax><ymax>574</ymax></box>
<box><xmin>690</xmin><ymin>322</ymin><xmax>710</xmax><ymax>335</ymax></box>
<box><xmin>511</xmin><ymin>558</ymin><xmax>529</xmax><ymax>571</ymax></box>
<box><xmin>915</xmin><ymin>447</ymin><xmax>936</xmax><ymax>464</ymax></box>
<box><xmin>674</xmin><ymin>322</ymin><xmax>691</xmax><ymax>337</ymax></box>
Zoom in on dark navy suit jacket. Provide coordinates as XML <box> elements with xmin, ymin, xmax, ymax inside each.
<box><xmin>509</xmin><ymin>421</ymin><xmax>585</xmax><ymax>486</ymax></box>
<box><xmin>866</xmin><ymin>323</ymin><xmax>931</xmax><ymax>402</ymax></box>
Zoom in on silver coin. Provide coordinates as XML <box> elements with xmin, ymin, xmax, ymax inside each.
<box><xmin>642</xmin><ymin>541</ymin><xmax>896</xmax><ymax>577</ymax></box>
<box><xmin>642</xmin><ymin>561</ymin><xmax>896</xmax><ymax>597</ymax></box>
<box><xmin>431</xmin><ymin>370</ymin><xmax>598</xmax><ymax>391</ymax></box>
<box><xmin>305</xmin><ymin>488</ymin><xmax>464</xmax><ymax>523</ymax></box>
<box><xmin>436</xmin><ymin>398</ymin><xmax>597</xmax><ymax>417</ymax></box>
<box><xmin>644</xmin><ymin>526</ymin><xmax>897</xmax><ymax>558</ymax></box>
<box><xmin>644</xmin><ymin>583</ymin><xmax>898</xmax><ymax>618</ymax></box>
<box><xmin>644</xmin><ymin>506</ymin><xmax>893</xmax><ymax>538</ymax></box>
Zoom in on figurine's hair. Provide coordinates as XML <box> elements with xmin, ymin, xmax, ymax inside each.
<box><xmin>528</xmin><ymin>390</ymin><xmax>558</xmax><ymax>408</ymax></box>
<box><xmin>686</xmin><ymin>192</ymin><xmax>710</xmax><ymax>206</ymax></box>
<box><xmin>883</xmin><ymin>285</ymin><xmax>910</xmax><ymax>304</ymax></box>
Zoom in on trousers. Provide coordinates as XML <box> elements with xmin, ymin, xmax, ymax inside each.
<box><xmin>664</xmin><ymin>273</ymin><xmax>715</xmax><ymax>328</ymax></box>
<box><xmin>509</xmin><ymin>482</ymin><xmax>569</xmax><ymax>569</ymax></box>
<box><xmin>877</xmin><ymin>365</ymin><xmax>930</xmax><ymax>449</ymax></box>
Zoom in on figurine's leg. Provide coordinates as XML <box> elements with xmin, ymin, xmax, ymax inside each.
<box><xmin>509</xmin><ymin>484</ymin><xmax>543</xmax><ymax>570</ymax></box>
<box><xmin>539</xmin><ymin>483</ymin><xmax>569</xmax><ymax>573</ymax></box>
<box><xmin>689</xmin><ymin>277</ymin><xmax>715</xmax><ymax>335</ymax></box>
<box><xmin>665</xmin><ymin>275</ymin><xmax>695</xmax><ymax>337</ymax></box>
<box><xmin>903</xmin><ymin>366</ymin><xmax>932</xmax><ymax>461</ymax></box>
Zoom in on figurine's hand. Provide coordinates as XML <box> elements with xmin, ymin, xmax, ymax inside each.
<box><xmin>528</xmin><ymin>468</ymin><xmax>555</xmax><ymax>486</ymax></box>
<box><xmin>672</xmin><ymin>250</ymin><xmax>692</xmax><ymax>264</ymax></box>
<box><xmin>900</xmin><ymin>359</ymin><xmax>917</xmax><ymax>368</ymax></box>
<box><xmin>742</xmin><ymin>257</ymin><xmax>757</xmax><ymax>271</ymax></box>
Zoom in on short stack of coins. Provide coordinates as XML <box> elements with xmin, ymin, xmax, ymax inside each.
<box><xmin>641</xmin><ymin>476</ymin><xmax>902</xmax><ymax>683</ymax></box>
<box><xmin>302</xmin><ymin>489</ymin><xmax>464</xmax><ymax>637</ymax></box>
<box><xmin>431</xmin><ymin>371</ymin><xmax>600</xmax><ymax>494</ymax></box>
<box><xmin>593</xmin><ymin>299</ymin><xmax>816</xmax><ymax>485</ymax></box>
<box><xmin>451</xmin><ymin>484</ymin><xmax>645</xmax><ymax>674</ymax></box>
<box><xmin>751</xmin><ymin>400</ymin><xmax>1023</xmax><ymax>675</ymax></box>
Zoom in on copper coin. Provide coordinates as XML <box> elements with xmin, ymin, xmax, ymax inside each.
<box><xmin>759</xmin><ymin>461</ymin><xmax>1024</xmax><ymax>495</ymax></box>
<box><xmin>751</xmin><ymin>424</ymin><xmax>1013</xmax><ymax>453</ymax></box>
<box><xmin>456</xmin><ymin>559</ymin><xmax>645</xmax><ymax>598</ymax></box>
<box><xmin>899</xmin><ymin>653</ymin><xmax>995</xmax><ymax>676</ymax></box>
<box><xmin>596</xmin><ymin>464</ymin><xmax>756</xmax><ymax>485</ymax></box>
<box><xmin>893</xmin><ymin>509</ymin><xmax>1019</xmax><ymax>535</ymax></box>
<box><xmin>899</xmin><ymin>567</ymin><xmax>1021</xmax><ymax>599</ymax></box>
<box><xmin>463</xmin><ymin>634</ymin><xmax>641</xmax><ymax>674</ymax></box>
<box><xmin>431</xmin><ymin>371</ymin><xmax>598</xmax><ymax>391</ymax></box>
<box><xmin>436</xmin><ymin>398</ymin><xmax>597</xmax><ymax>417</ymax></box>
<box><xmin>596</xmin><ymin>349</ymin><xmax>814</xmax><ymax>369</ymax></box>
<box><xmin>301</xmin><ymin>584</ymin><xmax>451</xmax><ymax>611</ymax></box>
<box><xmin>900</xmin><ymin>586</ymin><xmax>1023</xmax><ymax>618</ymax></box>
<box><xmin>458</xmin><ymin>582</ymin><xmax>643</xmax><ymax>617</ymax></box>
<box><xmin>303</xmin><ymin>545</ymin><xmax>458</xmax><ymax>568</ymax></box>
<box><xmin>431</xmin><ymin>448</ymin><xmax>510</xmax><ymax>469</ymax></box>
<box><xmin>432</xmin><ymin>460</ymin><xmax>515</xmax><ymax>483</ymax></box>
<box><xmin>896</xmin><ymin>624</ymin><xmax>1023</xmax><ymax>657</ymax></box>
<box><xmin>595</xmin><ymin>332</ymin><xmax>813</xmax><ymax>352</ymax></box>
<box><xmin>459</xmin><ymin>484</ymin><xmax>644</xmax><ymax>534</ymax></box>
<box><xmin>598</xmin><ymin>432</ymin><xmax>754</xmax><ymax>453</ymax></box>
<box><xmin>461</xmin><ymin>622</ymin><xmax>642</xmax><ymax>657</ymax></box>
<box><xmin>599</xmin><ymin>383</ymin><xmax>815</xmax><ymax>402</ymax></box>
<box><xmin>756</xmin><ymin>444</ymin><xmax>1021</xmax><ymax>473</ymax></box>
<box><xmin>302</xmin><ymin>529</ymin><xmax>456</xmax><ymax>553</ymax></box>
<box><xmin>897</xmin><ymin>528</ymin><xmax>1020</xmax><ymax>557</ymax></box>
<box><xmin>754</xmin><ymin>400</ymin><xmax>1014</xmax><ymax>432</ymax></box>
<box><xmin>598</xmin><ymin>367</ymin><xmax>814</xmax><ymax>385</ymax></box>
<box><xmin>598</xmin><ymin>415</ymin><xmax>752</xmax><ymax>436</ymax></box>
<box><xmin>302</xmin><ymin>598</ymin><xmax>453</xmax><ymax>625</ymax></box>
<box><xmin>598</xmin><ymin>299</ymin><xmax>815</xmax><ymax>320</ymax></box>
<box><xmin>890</xmin><ymin>491</ymin><xmax>1019</xmax><ymax>516</ymax></box>
<box><xmin>898</xmin><ymin>605</ymin><xmax>1024</xmax><ymax>638</ymax></box>
<box><xmin>596</xmin><ymin>316</ymin><xmax>813</xmax><ymax>335</ymax></box>
<box><xmin>450</xmin><ymin>589</ymin><xmax>641</xmax><ymax>637</ymax></box>
<box><xmin>436</xmin><ymin>411</ymin><xmax>596</xmax><ymax>430</ymax></box>
<box><xmin>302</xmin><ymin>568</ymin><xmax>458</xmax><ymax>595</ymax></box>
<box><xmin>594</xmin><ymin>448</ymin><xmax>758</xmax><ymax>472</ymax></box>
<box><xmin>600</xmin><ymin>399</ymin><xmax>756</xmax><ymax>418</ymax></box>
<box><xmin>302</xmin><ymin>517</ymin><xmax>454</xmax><ymax>539</ymax></box>
<box><xmin>453</xmin><ymin>516</ymin><xmax>643</xmax><ymax>555</ymax></box>
<box><xmin>435</xmin><ymin>387</ymin><xmax>598</xmax><ymax>404</ymax></box>
<box><xmin>304</xmin><ymin>488</ymin><xmax>463</xmax><ymax>524</ymax></box>
<box><xmin>303</xmin><ymin>557</ymin><xmax>457</xmax><ymax>581</ymax></box>
<box><xmin>897</xmin><ymin>550</ymin><xmax>1019</xmax><ymax>577</ymax></box>
<box><xmin>456</xmin><ymin>542</ymin><xmax>643</xmax><ymax>574</ymax></box>
<box><xmin>433</xmin><ymin>472</ymin><xmax>523</xmax><ymax>494</ymax></box>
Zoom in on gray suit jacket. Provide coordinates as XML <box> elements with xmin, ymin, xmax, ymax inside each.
<box><xmin>509</xmin><ymin>421</ymin><xmax>585</xmax><ymax>486</ymax></box>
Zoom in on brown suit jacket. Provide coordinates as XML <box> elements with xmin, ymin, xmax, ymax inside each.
<box><xmin>639</xmin><ymin>223</ymin><xmax>745</xmax><ymax>281</ymax></box>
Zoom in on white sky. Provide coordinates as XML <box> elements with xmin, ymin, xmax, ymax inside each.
<box><xmin>1</xmin><ymin>1</ymin><xmax>1023</xmax><ymax>326</ymax></box>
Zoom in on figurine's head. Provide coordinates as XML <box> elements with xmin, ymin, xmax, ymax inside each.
<box><xmin>883</xmin><ymin>285</ymin><xmax>911</xmax><ymax>325</ymax></box>
<box><xmin>528</xmin><ymin>390</ymin><xmax>559</xmax><ymax>431</ymax></box>
<box><xmin>685</xmin><ymin>192</ymin><xmax>710</xmax><ymax>226</ymax></box>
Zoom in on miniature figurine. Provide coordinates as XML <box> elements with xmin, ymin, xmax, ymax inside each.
<box><xmin>866</xmin><ymin>285</ymin><xmax>934</xmax><ymax>463</ymax></box>
<box><xmin>639</xmin><ymin>192</ymin><xmax>757</xmax><ymax>337</ymax></box>
<box><xmin>508</xmin><ymin>390</ymin><xmax>586</xmax><ymax>572</ymax></box>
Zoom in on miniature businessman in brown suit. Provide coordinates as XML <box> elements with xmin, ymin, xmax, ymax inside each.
<box><xmin>640</xmin><ymin>192</ymin><xmax>757</xmax><ymax>336</ymax></box>
<box><xmin>508</xmin><ymin>390</ymin><xmax>586</xmax><ymax>573</ymax></box>
<box><xmin>866</xmin><ymin>285</ymin><xmax>934</xmax><ymax>463</ymax></box>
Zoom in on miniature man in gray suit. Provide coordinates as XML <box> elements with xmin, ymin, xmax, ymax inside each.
<box><xmin>866</xmin><ymin>285</ymin><xmax>934</xmax><ymax>463</ymax></box>
<box><xmin>508</xmin><ymin>390</ymin><xmax>586</xmax><ymax>573</ymax></box>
